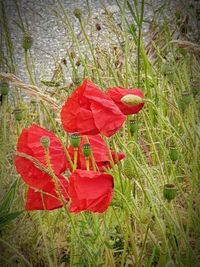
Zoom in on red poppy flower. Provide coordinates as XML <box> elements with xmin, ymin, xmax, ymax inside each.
<box><xmin>14</xmin><ymin>124</ymin><xmax>67</xmax><ymax>189</ymax></box>
<box><xmin>61</xmin><ymin>80</ymin><xmax>125</xmax><ymax>137</ymax></box>
<box><xmin>107</xmin><ymin>87</ymin><xmax>144</xmax><ymax>115</ymax></box>
<box><xmin>68</xmin><ymin>170</ymin><xmax>113</xmax><ymax>213</ymax></box>
<box><xmin>67</xmin><ymin>135</ymin><xmax>125</xmax><ymax>171</ymax></box>
<box><xmin>26</xmin><ymin>175</ymin><xmax>69</xmax><ymax>211</ymax></box>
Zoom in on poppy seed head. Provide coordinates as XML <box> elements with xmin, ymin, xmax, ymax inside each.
<box><xmin>40</xmin><ymin>136</ymin><xmax>50</xmax><ymax>149</ymax></box>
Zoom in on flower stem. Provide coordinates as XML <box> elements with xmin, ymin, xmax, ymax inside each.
<box><xmin>24</xmin><ymin>49</ymin><xmax>35</xmax><ymax>85</ymax></box>
<box><xmin>73</xmin><ymin>148</ymin><xmax>78</xmax><ymax>171</ymax></box>
<box><xmin>86</xmin><ymin>157</ymin><xmax>90</xmax><ymax>171</ymax></box>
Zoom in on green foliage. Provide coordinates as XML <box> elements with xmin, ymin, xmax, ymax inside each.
<box><xmin>0</xmin><ymin>180</ymin><xmax>23</xmax><ymax>229</ymax></box>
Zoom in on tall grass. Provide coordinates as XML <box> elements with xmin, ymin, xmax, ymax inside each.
<box><xmin>0</xmin><ymin>0</ymin><xmax>200</xmax><ymax>266</ymax></box>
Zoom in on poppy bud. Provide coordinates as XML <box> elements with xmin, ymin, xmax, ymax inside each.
<box><xmin>82</xmin><ymin>143</ymin><xmax>91</xmax><ymax>158</ymax></box>
<box><xmin>163</xmin><ymin>184</ymin><xmax>177</xmax><ymax>202</ymax></box>
<box><xmin>0</xmin><ymin>82</ymin><xmax>9</xmax><ymax>96</ymax></box>
<box><xmin>169</xmin><ymin>147</ymin><xmax>178</xmax><ymax>161</ymax></box>
<box><xmin>73</xmin><ymin>8</ymin><xmax>82</xmax><ymax>20</ymax></box>
<box><xmin>40</xmin><ymin>136</ymin><xmax>50</xmax><ymax>149</ymax></box>
<box><xmin>129</xmin><ymin>120</ymin><xmax>138</xmax><ymax>136</ymax></box>
<box><xmin>121</xmin><ymin>94</ymin><xmax>144</xmax><ymax>106</ymax></box>
<box><xmin>22</xmin><ymin>34</ymin><xmax>33</xmax><ymax>50</ymax></box>
<box><xmin>14</xmin><ymin>109</ymin><xmax>24</xmax><ymax>121</ymax></box>
<box><xmin>70</xmin><ymin>133</ymin><xmax>80</xmax><ymax>148</ymax></box>
<box><xmin>123</xmin><ymin>156</ymin><xmax>134</xmax><ymax>179</ymax></box>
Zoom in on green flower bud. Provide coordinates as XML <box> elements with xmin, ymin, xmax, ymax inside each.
<box><xmin>169</xmin><ymin>147</ymin><xmax>178</xmax><ymax>161</ymax></box>
<box><xmin>22</xmin><ymin>34</ymin><xmax>33</xmax><ymax>50</ymax></box>
<box><xmin>82</xmin><ymin>143</ymin><xmax>91</xmax><ymax>158</ymax></box>
<box><xmin>70</xmin><ymin>133</ymin><xmax>81</xmax><ymax>148</ymax></box>
<box><xmin>40</xmin><ymin>136</ymin><xmax>50</xmax><ymax>149</ymax></box>
<box><xmin>0</xmin><ymin>82</ymin><xmax>9</xmax><ymax>96</ymax></box>
<box><xmin>163</xmin><ymin>184</ymin><xmax>177</xmax><ymax>202</ymax></box>
<box><xmin>73</xmin><ymin>8</ymin><xmax>82</xmax><ymax>20</ymax></box>
<box><xmin>14</xmin><ymin>109</ymin><xmax>24</xmax><ymax>121</ymax></box>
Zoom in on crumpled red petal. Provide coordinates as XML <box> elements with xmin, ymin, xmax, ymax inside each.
<box><xmin>68</xmin><ymin>170</ymin><xmax>113</xmax><ymax>213</ymax></box>
<box><xmin>61</xmin><ymin>80</ymin><xmax>125</xmax><ymax>137</ymax></box>
<box><xmin>14</xmin><ymin>124</ymin><xmax>67</xmax><ymax>189</ymax></box>
<box><xmin>107</xmin><ymin>87</ymin><xmax>145</xmax><ymax>115</ymax></box>
<box><xmin>25</xmin><ymin>175</ymin><xmax>69</xmax><ymax>211</ymax></box>
<box><xmin>66</xmin><ymin>135</ymin><xmax>125</xmax><ymax>172</ymax></box>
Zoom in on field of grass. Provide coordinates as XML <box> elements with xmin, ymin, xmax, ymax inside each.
<box><xmin>0</xmin><ymin>1</ymin><xmax>200</xmax><ymax>266</ymax></box>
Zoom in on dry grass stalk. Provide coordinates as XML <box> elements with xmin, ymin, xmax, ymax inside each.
<box><xmin>0</xmin><ymin>72</ymin><xmax>60</xmax><ymax>110</ymax></box>
<box><xmin>16</xmin><ymin>151</ymin><xmax>50</xmax><ymax>175</ymax></box>
<box><xmin>171</xmin><ymin>40</ymin><xmax>200</xmax><ymax>55</ymax></box>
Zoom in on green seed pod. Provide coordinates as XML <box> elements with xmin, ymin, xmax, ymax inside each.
<box><xmin>40</xmin><ymin>136</ymin><xmax>50</xmax><ymax>149</ymax></box>
<box><xmin>14</xmin><ymin>109</ymin><xmax>24</xmax><ymax>121</ymax></box>
<box><xmin>129</xmin><ymin>120</ymin><xmax>138</xmax><ymax>136</ymax></box>
<box><xmin>0</xmin><ymin>82</ymin><xmax>9</xmax><ymax>96</ymax></box>
<box><xmin>123</xmin><ymin>156</ymin><xmax>134</xmax><ymax>179</ymax></box>
<box><xmin>169</xmin><ymin>147</ymin><xmax>178</xmax><ymax>161</ymax></box>
<box><xmin>22</xmin><ymin>34</ymin><xmax>33</xmax><ymax>50</ymax></box>
<box><xmin>73</xmin><ymin>8</ymin><xmax>82</xmax><ymax>20</ymax></box>
<box><xmin>82</xmin><ymin>143</ymin><xmax>91</xmax><ymax>158</ymax></box>
<box><xmin>163</xmin><ymin>184</ymin><xmax>177</xmax><ymax>202</ymax></box>
<box><xmin>70</xmin><ymin>133</ymin><xmax>81</xmax><ymax>148</ymax></box>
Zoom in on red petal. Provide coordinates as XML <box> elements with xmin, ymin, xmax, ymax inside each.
<box><xmin>15</xmin><ymin>155</ymin><xmax>51</xmax><ymax>189</ymax></box>
<box><xmin>25</xmin><ymin>175</ymin><xmax>69</xmax><ymax>211</ymax></box>
<box><xmin>15</xmin><ymin>124</ymin><xmax>67</xmax><ymax>189</ymax></box>
<box><xmin>91</xmin><ymin>102</ymin><xmax>125</xmax><ymax>137</ymax></box>
<box><xmin>111</xmin><ymin>151</ymin><xmax>125</xmax><ymax>164</ymax></box>
<box><xmin>107</xmin><ymin>87</ymin><xmax>145</xmax><ymax>115</ymax></box>
<box><xmin>61</xmin><ymin>80</ymin><xmax>125</xmax><ymax>136</ymax></box>
<box><xmin>68</xmin><ymin>170</ymin><xmax>113</xmax><ymax>213</ymax></box>
<box><xmin>16</xmin><ymin>124</ymin><xmax>67</xmax><ymax>174</ymax></box>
